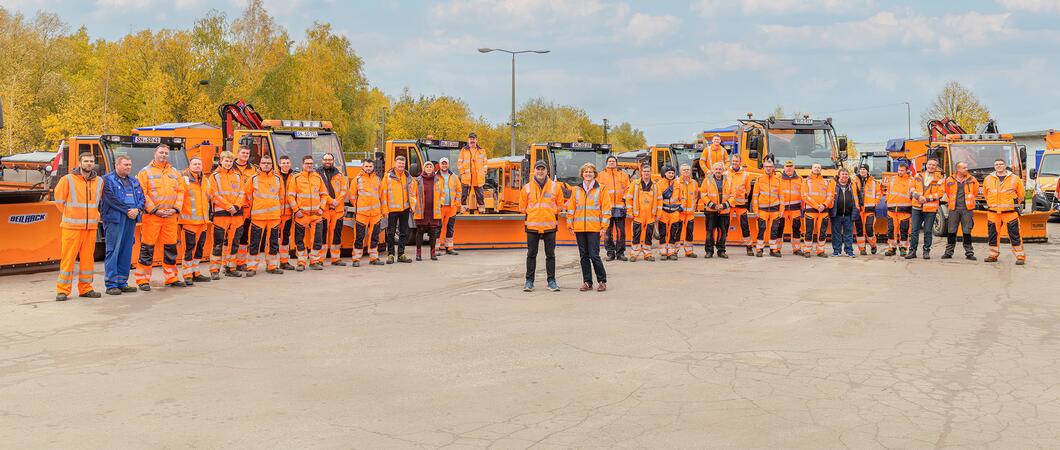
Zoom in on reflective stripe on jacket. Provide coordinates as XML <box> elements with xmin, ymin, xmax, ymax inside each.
<box><xmin>137</xmin><ymin>161</ymin><xmax>184</xmax><ymax>214</ymax></box>
<box><xmin>521</xmin><ymin>178</ymin><xmax>563</xmax><ymax>233</ymax></box>
<box><xmin>54</xmin><ymin>171</ymin><xmax>103</xmax><ymax>230</ymax></box>
<box><xmin>983</xmin><ymin>171</ymin><xmax>1024</xmax><ymax>212</ymax></box>
<box><xmin>179</xmin><ymin>171</ymin><xmax>210</xmax><ymax>225</ymax></box>
<box><xmin>567</xmin><ymin>180</ymin><xmax>612</xmax><ymax>232</ymax></box>
<box><xmin>248</xmin><ymin>171</ymin><xmax>284</xmax><ymax>220</ymax></box>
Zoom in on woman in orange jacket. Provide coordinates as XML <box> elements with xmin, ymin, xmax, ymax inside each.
<box><xmin>656</xmin><ymin>166</ymin><xmax>684</xmax><ymax>260</ymax></box>
<box><xmin>567</xmin><ymin>162</ymin><xmax>612</xmax><ymax>292</ymax></box>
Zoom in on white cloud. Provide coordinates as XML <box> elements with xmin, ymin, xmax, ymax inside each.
<box><xmin>997</xmin><ymin>0</ymin><xmax>1060</xmax><ymax>13</ymax></box>
<box><xmin>432</xmin><ymin>0</ymin><xmax>607</xmax><ymax>24</ymax></box>
<box><xmin>692</xmin><ymin>0</ymin><xmax>875</xmax><ymax>16</ymax></box>
<box><xmin>623</xmin><ymin>13</ymin><xmax>680</xmax><ymax>46</ymax></box>
<box><xmin>617</xmin><ymin>52</ymin><xmax>706</xmax><ymax>81</ymax></box>
<box><xmin>700</xmin><ymin>42</ymin><xmax>769</xmax><ymax>70</ymax></box>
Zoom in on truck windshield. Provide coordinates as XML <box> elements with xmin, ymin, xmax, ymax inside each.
<box><xmin>553</xmin><ymin>149</ymin><xmax>611</xmax><ymax>186</ymax></box>
<box><xmin>109</xmin><ymin>144</ymin><xmax>189</xmax><ymax>174</ymax></box>
<box><xmin>272</xmin><ymin>132</ymin><xmax>343</xmax><ymax>169</ymax></box>
<box><xmin>422</xmin><ymin>146</ymin><xmax>462</xmax><ymax>167</ymax></box>
<box><xmin>767</xmin><ymin>128</ymin><xmax>837</xmax><ymax>169</ymax></box>
<box><xmin>950</xmin><ymin>144</ymin><xmax>1013</xmax><ymax>171</ymax></box>
<box><xmin>1038</xmin><ymin>154</ymin><xmax>1060</xmax><ymax>178</ymax></box>
<box><xmin>858</xmin><ymin>155</ymin><xmax>889</xmax><ymax>177</ymax></box>
<box><xmin>672</xmin><ymin>148</ymin><xmax>699</xmax><ymax>172</ymax></box>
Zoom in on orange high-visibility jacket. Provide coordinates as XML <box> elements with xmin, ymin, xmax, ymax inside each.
<box><xmin>752</xmin><ymin>173</ymin><xmax>784</xmax><ymax>212</ymax></box>
<box><xmin>247</xmin><ymin>170</ymin><xmax>284</xmax><ymax>221</ymax></box>
<box><xmin>286</xmin><ymin>171</ymin><xmax>328</xmax><ymax>218</ymax></box>
<box><xmin>458</xmin><ymin>146</ymin><xmax>488</xmax><ymax>187</ymax></box>
<box><xmin>700</xmin><ymin>174</ymin><xmax>733</xmax><ymax>213</ymax></box>
<box><xmin>437</xmin><ymin>171</ymin><xmax>463</xmax><ymax>208</ymax></box>
<box><xmin>320</xmin><ymin>168</ymin><xmax>348</xmax><ymax>212</ymax></box>
<box><xmin>802</xmin><ymin>174</ymin><xmax>834</xmax><ymax>212</ymax></box>
<box><xmin>779</xmin><ymin>172</ymin><xmax>803</xmax><ymax>212</ymax></box>
<box><xmin>854</xmin><ymin>176</ymin><xmax>881</xmax><ymax>209</ymax></box>
<box><xmin>138</xmin><ymin>160</ymin><xmax>184</xmax><ymax>215</ymax></box>
<box><xmin>727</xmin><ymin>168</ymin><xmax>753</xmax><ymax>208</ymax></box>
<box><xmin>234</xmin><ymin>162</ymin><xmax>258</xmax><ymax>218</ymax></box>
<box><xmin>278</xmin><ymin>170</ymin><xmax>294</xmax><ymax>219</ymax></box>
<box><xmin>597</xmin><ymin>168</ymin><xmax>630</xmax><ymax>212</ymax></box>
<box><xmin>698</xmin><ymin>144</ymin><xmax>728</xmax><ymax>175</ymax></box>
<box><xmin>179</xmin><ymin>170</ymin><xmax>210</xmax><ymax>225</ymax></box>
<box><xmin>912</xmin><ymin>174</ymin><xmax>944</xmax><ymax>213</ymax></box>
<box><xmin>942</xmin><ymin>174</ymin><xmax>980</xmax><ymax>211</ymax></box>
<box><xmin>624</xmin><ymin>179</ymin><xmax>660</xmax><ymax>224</ymax></box>
<box><xmin>520</xmin><ymin>178</ymin><xmax>563</xmax><ymax>233</ymax></box>
<box><xmin>54</xmin><ymin>170</ymin><xmax>103</xmax><ymax>230</ymax></box>
<box><xmin>567</xmin><ymin>180</ymin><xmax>613</xmax><ymax>232</ymax></box>
<box><xmin>384</xmin><ymin>169</ymin><xmax>416</xmax><ymax>212</ymax></box>
<box><xmin>208</xmin><ymin>167</ymin><xmax>245</xmax><ymax>215</ymax></box>
<box><xmin>412</xmin><ymin>175</ymin><xmax>443</xmax><ymax>221</ymax></box>
<box><xmin>886</xmin><ymin>174</ymin><xmax>915</xmax><ymax>211</ymax></box>
<box><xmin>349</xmin><ymin>173</ymin><xmax>387</xmax><ymax>224</ymax></box>
<box><xmin>677</xmin><ymin>176</ymin><xmax>699</xmax><ymax>215</ymax></box>
<box><xmin>983</xmin><ymin>171</ymin><xmax>1024</xmax><ymax>212</ymax></box>
<box><xmin>656</xmin><ymin>177</ymin><xmax>683</xmax><ymax>224</ymax></box>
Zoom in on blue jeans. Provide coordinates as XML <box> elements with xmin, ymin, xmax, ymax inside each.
<box><xmin>909</xmin><ymin>210</ymin><xmax>936</xmax><ymax>253</ymax></box>
<box><xmin>831</xmin><ymin>215</ymin><xmax>854</xmax><ymax>255</ymax></box>
<box><xmin>104</xmin><ymin>218</ymin><xmax>136</xmax><ymax>289</ymax></box>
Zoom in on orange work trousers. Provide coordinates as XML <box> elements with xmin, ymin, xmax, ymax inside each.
<box><xmin>57</xmin><ymin>228</ymin><xmax>96</xmax><ymax>296</ymax></box>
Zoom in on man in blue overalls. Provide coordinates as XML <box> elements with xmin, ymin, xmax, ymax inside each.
<box><xmin>100</xmin><ymin>155</ymin><xmax>145</xmax><ymax>295</ymax></box>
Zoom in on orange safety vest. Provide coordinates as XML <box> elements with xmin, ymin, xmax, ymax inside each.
<box><xmin>656</xmin><ymin>177</ymin><xmax>683</xmax><ymax>223</ymax></box>
<box><xmin>286</xmin><ymin>171</ymin><xmax>327</xmax><ymax>218</ymax></box>
<box><xmin>942</xmin><ymin>175</ymin><xmax>980</xmax><ymax>211</ymax></box>
<box><xmin>625</xmin><ymin>179</ymin><xmax>660</xmax><ymax>224</ymax></box>
<box><xmin>208</xmin><ymin>167</ymin><xmax>245</xmax><ymax>214</ymax></box>
<box><xmin>700</xmin><ymin>174</ymin><xmax>733</xmax><ymax>213</ymax></box>
<box><xmin>248</xmin><ymin>170</ymin><xmax>284</xmax><ymax>221</ymax></box>
<box><xmin>458</xmin><ymin>146</ymin><xmax>488</xmax><ymax>187</ymax></box>
<box><xmin>278</xmin><ymin>170</ymin><xmax>294</xmax><ymax>219</ymax></box>
<box><xmin>384</xmin><ymin>169</ymin><xmax>415</xmax><ymax>212</ymax></box>
<box><xmin>520</xmin><ymin>178</ymin><xmax>563</xmax><ymax>233</ymax></box>
<box><xmin>983</xmin><ymin>171</ymin><xmax>1024</xmax><ymax>212</ymax></box>
<box><xmin>854</xmin><ymin>176</ymin><xmax>881</xmax><ymax>209</ymax></box>
<box><xmin>727</xmin><ymin>168</ymin><xmax>753</xmax><ymax>208</ymax></box>
<box><xmin>912</xmin><ymin>173</ymin><xmax>944</xmax><ymax>213</ymax></box>
<box><xmin>597</xmin><ymin>168</ymin><xmax>630</xmax><ymax>212</ymax></box>
<box><xmin>349</xmin><ymin>173</ymin><xmax>387</xmax><ymax>223</ymax></box>
<box><xmin>886</xmin><ymin>173</ymin><xmax>915</xmax><ymax>212</ymax></box>
<box><xmin>234</xmin><ymin>162</ymin><xmax>258</xmax><ymax>218</ymax></box>
<box><xmin>412</xmin><ymin>175</ymin><xmax>444</xmax><ymax>221</ymax></box>
<box><xmin>698</xmin><ymin>144</ymin><xmax>728</xmax><ymax>174</ymax></box>
<box><xmin>319</xmin><ymin>168</ymin><xmax>348</xmax><ymax>212</ymax></box>
<box><xmin>179</xmin><ymin>170</ymin><xmax>210</xmax><ymax>225</ymax></box>
<box><xmin>753</xmin><ymin>173</ymin><xmax>784</xmax><ymax>212</ymax></box>
<box><xmin>137</xmin><ymin>160</ymin><xmax>184</xmax><ymax>214</ymax></box>
<box><xmin>437</xmin><ymin>171</ymin><xmax>463</xmax><ymax>207</ymax></box>
<box><xmin>677</xmin><ymin>176</ymin><xmax>699</xmax><ymax>214</ymax></box>
<box><xmin>567</xmin><ymin>180</ymin><xmax>612</xmax><ymax>232</ymax></box>
<box><xmin>54</xmin><ymin>170</ymin><xmax>103</xmax><ymax>230</ymax></box>
<box><xmin>802</xmin><ymin>174</ymin><xmax>834</xmax><ymax>212</ymax></box>
<box><xmin>779</xmin><ymin>172</ymin><xmax>803</xmax><ymax>212</ymax></box>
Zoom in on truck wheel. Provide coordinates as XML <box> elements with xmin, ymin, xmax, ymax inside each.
<box><xmin>933</xmin><ymin>209</ymin><xmax>948</xmax><ymax>237</ymax></box>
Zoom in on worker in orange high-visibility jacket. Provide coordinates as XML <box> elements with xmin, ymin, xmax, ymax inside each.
<box><xmin>411</xmin><ymin>160</ymin><xmax>445</xmax><ymax>261</ymax></box>
<box><xmin>435</xmin><ymin>157</ymin><xmax>462</xmax><ymax>256</ymax></box>
<box><xmin>853</xmin><ymin>164</ymin><xmax>881</xmax><ymax>255</ymax></box>
<box><xmin>349</xmin><ymin>159</ymin><xmax>387</xmax><ymax>267</ymax></box>
<box><xmin>676</xmin><ymin>164</ymin><xmax>699</xmax><ymax>258</ymax></box>
<box><xmin>752</xmin><ymin>159</ymin><xmax>785</xmax><ymax>257</ymax></box>
<box><xmin>624</xmin><ymin>162</ymin><xmax>661</xmax><ymax>262</ymax></box>
<box><xmin>727</xmin><ymin>154</ymin><xmax>754</xmax><ymax>256</ymax></box>
<box><xmin>276</xmin><ymin>155</ymin><xmax>296</xmax><ymax>270</ymax></box>
<box><xmin>135</xmin><ymin>144</ymin><xmax>186</xmax><ymax>290</ymax></box>
<box><xmin>287</xmin><ymin>155</ymin><xmax>329</xmax><ymax>270</ymax></box>
<box><xmin>53</xmin><ymin>152</ymin><xmax>104</xmax><ymax>301</ymax></box>
<box><xmin>208</xmin><ymin>151</ymin><xmax>246</xmax><ymax>278</ymax></box>
<box><xmin>802</xmin><ymin>163</ymin><xmax>835</xmax><ymax>257</ymax></box>
<box><xmin>885</xmin><ymin>162</ymin><xmax>915</xmax><ymax>257</ymax></box>
<box><xmin>698</xmin><ymin>134</ymin><xmax>729</xmax><ymax>177</ymax></box>
<box><xmin>983</xmin><ymin>158</ymin><xmax>1026</xmax><ymax>265</ymax></box>
<box><xmin>567</xmin><ymin>162</ymin><xmax>613</xmax><ymax>292</ymax></box>
<box><xmin>318</xmin><ymin>153</ymin><xmax>348</xmax><ymax>266</ymax></box>
<box><xmin>779</xmin><ymin>161</ymin><xmax>804</xmax><ymax>255</ymax></box>
<box><xmin>384</xmin><ymin>155</ymin><xmax>417</xmax><ymax>264</ymax></box>
<box><xmin>598</xmin><ymin>155</ymin><xmax>630</xmax><ymax>261</ymax></box>
<box><xmin>700</xmin><ymin>162</ymin><xmax>733</xmax><ymax>258</ymax></box>
<box><xmin>459</xmin><ymin>132</ymin><xmax>488</xmax><ymax>214</ymax></box>
<box><xmin>245</xmin><ymin>154</ymin><xmax>286</xmax><ymax>276</ymax></box>
<box><xmin>907</xmin><ymin>158</ymin><xmax>945</xmax><ymax>259</ymax></box>
<box><xmin>654</xmin><ymin>165</ymin><xmax>685</xmax><ymax>260</ymax></box>
<box><xmin>178</xmin><ymin>156</ymin><xmax>211</xmax><ymax>285</ymax></box>
<box><xmin>941</xmin><ymin>162</ymin><xmax>980</xmax><ymax>260</ymax></box>
<box><xmin>232</xmin><ymin>146</ymin><xmax>258</xmax><ymax>271</ymax></box>
<box><xmin>520</xmin><ymin>160</ymin><xmax>564</xmax><ymax>292</ymax></box>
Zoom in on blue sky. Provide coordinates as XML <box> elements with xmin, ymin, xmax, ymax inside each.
<box><xmin>4</xmin><ymin>0</ymin><xmax>1060</xmax><ymax>144</ymax></box>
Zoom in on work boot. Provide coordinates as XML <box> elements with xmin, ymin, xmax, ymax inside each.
<box><xmin>548</xmin><ymin>280</ymin><xmax>560</xmax><ymax>292</ymax></box>
<box><xmin>310</xmin><ymin>263</ymin><xmax>323</xmax><ymax>271</ymax></box>
<box><xmin>447</xmin><ymin>248</ymin><xmax>459</xmax><ymax>255</ymax></box>
<box><xmin>629</xmin><ymin>255</ymin><xmax>638</xmax><ymax>262</ymax></box>
<box><xmin>210</xmin><ymin>272</ymin><xmax>221</xmax><ymax>280</ymax></box>
<box><xmin>237</xmin><ymin>264</ymin><xmax>247</xmax><ymax>272</ymax></box>
<box><xmin>1016</xmin><ymin>258</ymin><xmax>1026</xmax><ymax>266</ymax></box>
<box><xmin>193</xmin><ymin>274</ymin><xmax>211</xmax><ymax>283</ymax></box>
<box><xmin>55</xmin><ymin>293</ymin><xmax>68</xmax><ymax>302</ymax></box>
<box><xmin>686</xmin><ymin>252</ymin><xmax>698</xmax><ymax>258</ymax></box>
<box><xmin>755</xmin><ymin>249</ymin><xmax>763</xmax><ymax>257</ymax></box>
<box><xmin>81</xmin><ymin>291</ymin><xmax>102</xmax><ymax>298</ymax></box>
<box><xmin>387</xmin><ymin>255</ymin><xmax>395</xmax><ymax>264</ymax></box>
<box><xmin>871</xmin><ymin>246</ymin><xmax>878</xmax><ymax>254</ymax></box>
<box><xmin>139</xmin><ymin>284</ymin><xmax>151</xmax><ymax>292</ymax></box>
<box><xmin>966</xmin><ymin>254</ymin><xmax>977</xmax><ymax>261</ymax></box>
<box><xmin>803</xmin><ymin>252</ymin><xmax>812</xmax><ymax>258</ymax></box>
<box><xmin>860</xmin><ymin>249</ymin><xmax>867</xmax><ymax>256</ymax></box>
<box><xmin>415</xmin><ymin>252</ymin><xmax>422</xmax><ymax>262</ymax></box>
<box><xmin>332</xmin><ymin>261</ymin><xmax>347</xmax><ymax>267</ymax></box>
<box><xmin>296</xmin><ymin>264</ymin><xmax>306</xmax><ymax>272</ymax></box>
<box><xmin>794</xmin><ymin>250</ymin><xmax>804</xmax><ymax>256</ymax></box>
<box><xmin>524</xmin><ymin>280</ymin><xmax>534</xmax><ymax>292</ymax></box>
<box><xmin>267</xmin><ymin>268</ymin><xmax>284</xmax><ymax>275</ymax></box>
<box><xmin>430</xmin><ymin>250</ymin><xmax>438</xmax><ymax>261</ymax></box>
<box><xmin>923</xmin><ymin>251</ymin><xmax>931</xmax><ymax>260</ymax></box>
<box><xmin>718</xmin><ymin>252</ymin><xmax>728</xmax><ymax>259</ymax></box>
<box><xmin>606</xmin><ymin>254</ymin><xmax>615</xmax><ymax>262</ymax></box>
<box><xmin>106</xmin><ymin>288</ymin><xmax>123</xmax><ymax>296</ymax></box>
<box><xmin>704</xmin><ymin>252</ymin><xmax>714</xmax><ymax>259</ymax></box>
<box><xmin>245</xmin><ymin>270</ymin><xmax>257</xmax><ymax>278</ymax></box>
<box><xmin>746</xmin><ymin>246</ymin><xmax>754</xmax><ymax>256</ymax></box>
<box><xmin>670</xmin><ymin>254</ymin><xmax>679</xmax><ymax>261</ymax></box>
<box><xmin>817</xmin><ymin>252</ymin><xmax>827</xmax><ymax>258</ymax></box>
<box><xmin>770</xmin><ymin>250</ymin><xmax>782</xmax><ymax>258</ymax></box>
<box><xmin>224</xmin><ymin>268</ymin><xmax>243</xmax><ymax>278</ymax></box>
<box><xmin>120</xmin><ymin>286</ymin><xmax>138</xmax><ymax>293</ymax></box>
<box><xmin>184</xmin><ymin>278</ymin><xmax>194</xmax><ymax>287</ymax></box>
<box><xmin>644</xmin><ymin>255</ymin><xmax>655</xmax><ymax>261</ymax></box>
<box><xmin>352</xmin><ymin>261</ymin><xmax>361</xmax><ymax>268</ymax></box>
<box><xmin>899</xmin><ymin>248</ymin><xmax>907</xmax><ymax>257</ymax></box>
<box><xmin>398</xmin><ymin>254</ymin><xmax>413</xmax><ymax>263</ymax></box>
<box><xmin>984</xmin><ymin>255</ymin><xmax>998</xmax><ymax>263</ymax></box>
<box><xmin>904</xmin><ymin>251</ymin><xmax>917</xmax><ymax>260</ymax></box>
<box><xmin>617</xmin><ymin>253</ymin><xmax>628</xmax><ymax>261</ymax></box>
<box><xmin>165</xmin><ymin>281</ymin><xmax>186</xmax><ymax>288</ymax></box>
<box><xmin>280</xmin><ymin>262</ymin><xmax>296</xmax><ymax>271</ymax></box>
<box><xmin>884</xmin><ymin>249</ymin><xmax>896</xmax><ymax>256</ymax></box>
<box><xmin>941</xmin><ymin>252</ymin><xmax>953</xmax><ymax>259</ymax></box>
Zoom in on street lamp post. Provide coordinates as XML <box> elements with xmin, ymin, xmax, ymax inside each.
<box><xmin>478</xmin><ymin>48</ymin><xmax>550</xmax><ymax>156</ymax></box>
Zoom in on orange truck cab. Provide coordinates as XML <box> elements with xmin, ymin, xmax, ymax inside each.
<box><xmin>618</xmin><ymin>143</ymin><xmax>706</xmax><ymax>181</ymax></box>
<box><xmin>736</xmin><ymin>115</ymin><xmax>847</xmax><ymax>178</ymax></box>
<box><xmin>484</xmin><ymin>156</ymin><xmax>524</xmax><ymax>213</ymax></box>
<box><xmin>380</xmin><ymin>139</ymin><xmax>466</xmax><ymax>178</ymax></box>
<box><xmin>527</xmin><ymin>141</ymin><xmax>613</xmax><ymax>191</ymax></box>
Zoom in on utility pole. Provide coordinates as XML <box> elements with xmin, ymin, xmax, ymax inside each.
<box><xmin>478</xmin><ymin>48</ymin><xmax>550</xmax><ymax>156</ymax></box>
<box><xmin>603</xmin><ymin>118</ymin><xmax>610</xmax><ymax>144</ymax></box>
<box><xmin>380</xmin><ymin>108</ymin><xmax>386</xmax><ymax>154</ymax></box>
<box><xmin>904</xmin><ymin>101</ymin><xmax>911</xmax><ymax>138</ymax></box>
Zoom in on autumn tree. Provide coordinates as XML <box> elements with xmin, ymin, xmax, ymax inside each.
<box><xmin>921</xmin><ymin>81</ymin><xmax>990</xmax><ymax>134</ymax></box>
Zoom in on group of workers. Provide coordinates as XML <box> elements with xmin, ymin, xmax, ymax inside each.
<box><xmin>52</xmin><ymin>132</ymin><xmax>1029</xmax><ymax>300</ymax></box>
<box><xmin>50</xmin><ymin>132</ymin><xmax>492</xmax><ymax>301</ymax></box>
